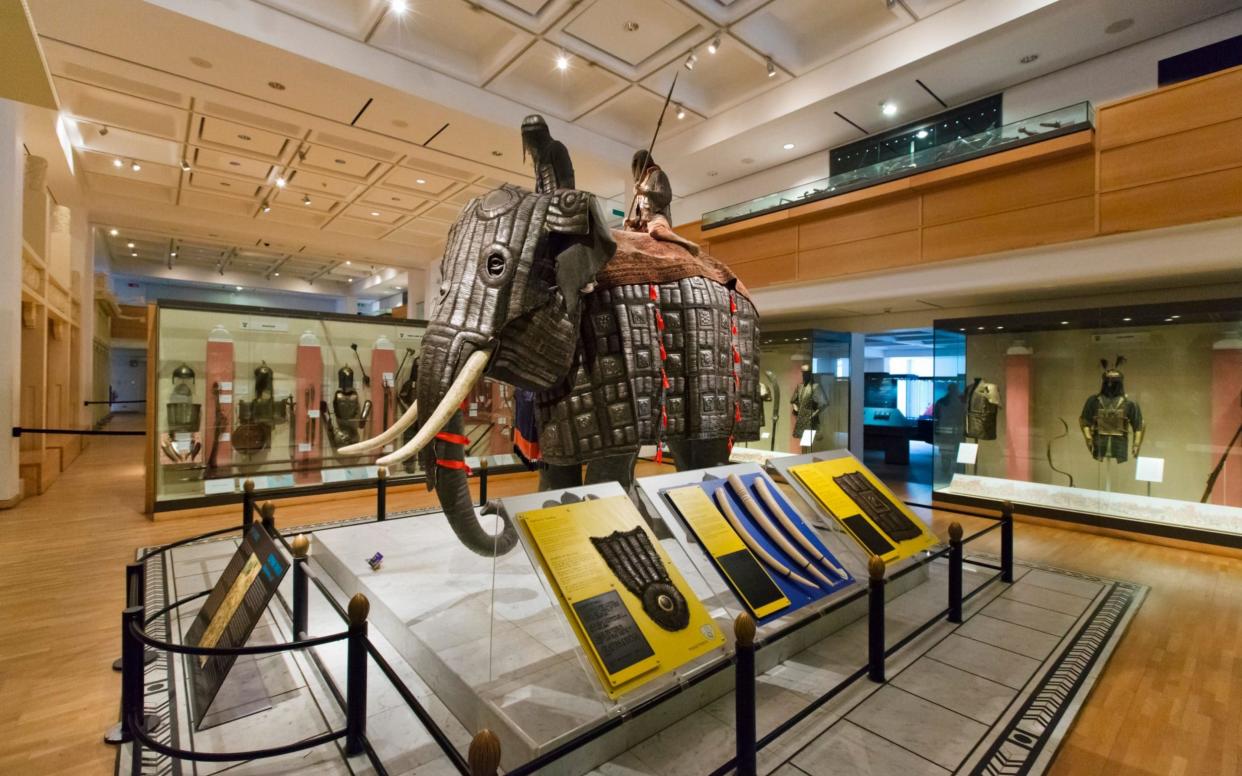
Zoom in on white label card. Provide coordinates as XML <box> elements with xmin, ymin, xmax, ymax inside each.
<box><xmin>382</xmin><ymin>372</ymin><xmax>394</xmax><ymax>386</ymax></box>
<box><xmin>219</xmin><ymin>394</ymin><xmax>233</xmax><ymax>404</ymax></box>
<box><xmin>240</xmin><ymin>320</ymin><xmax>289</xmax><ymax>332</ymax></box>
<box><xmin>398</xmin><ymin>330</ymin><xmax>421</xmax><ymax>341</ymax></box>
<box><xmin>956</xmin><ymin>442</ymin><xmax>979</xmax><ymax>465</ymax></box>
<box><xmin>760</xmin><ymin>431</ymin><xmax>770</xmax><ymax>439</ymax></box>
<box><xmin>173</xmin><ymin>439</ymin><xmax>191</xmax><ymax>453</ymax></box>
<box><xmin>799</xmin><ymin>429</ymin><xmax>817</xmax><ymax>447</ymax></box>
<box><xmin>1135</xmin><ymin>456</ymin><xmax>1164</xmax><ymax>483</ymax></box>
<box><xmin>203</xmin><ymin>478</ymin><xmax>236</xmax><ymax>495</ymax></box>
<box><xmin>298</xmin><ymin>443</ymin><xmax>312</xmax><ymax>453</ymax></box>
<box><xmin>220</xmin><ymin>432</ymin><xmax>231</xmax><ymax>442</ymax></box>
<box><xmin>219</xmin><ymin>382</ymin><xmax>232</xmax><ymax>391</ymax></box>
<box><xmin>307</xmin><ymin>409</ymin><xmax>320</xmax><ymax>418</ymax></box>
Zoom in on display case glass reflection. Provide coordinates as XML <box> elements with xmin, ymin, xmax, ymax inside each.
<box><xmin>931</xmin><ymin>298</ymin><xmax>1242</xmax><ymax>538</ymax></box>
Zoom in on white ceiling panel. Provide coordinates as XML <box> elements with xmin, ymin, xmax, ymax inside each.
<box><xmin>324</xmin><ymin>218</ymin><xmax>391</xmax><ymax>239</ymax></box>
<box><xmin>351</xmin><ymin>94</ymin><xmax>460</xmax><ymax>147</ymax></box>
<box><xmin>445</xmin><ymin>184</ymin><xmax>489</xmax><ymax>206</ymax></box>
<box><xmin>187</xmin><ymin>171</ymin><xmax>263</xmax><ymax>200</ymax></box>
<box><xmin>275</xmin><ymin>187</ymin><xmax>340</xmax><ymax>213</ymax></box>
<box><xmin>86</xmin><ymin>173</ymin><xmax>175</xmax><ymax>204</ymax></box>
<box><xmin>299</xmin><ymin>144</ymin><xmax>385</xmax><ymax>181</ymax></box>
<box><xmin>342</xmin><ymin>204</ymin><xmax>405</xmax><ymax>225</ymax></box>
<box><xmin>420</xmin><ymin>203</ymin><xmax>463</xmax><ymax>224</ymax></box>
<box><xmin>383</xmin><ymin>166</ymin><xmax>458</xmax><ymax>197</ymax></box>
<box><xmin>369</xmin><ymin>0</ymin><xmax>533</xmax><ymax>86</ymax></box>
<box><xmin>642</xmin><ymin>34</ymin><xmax>792</xmax><ymax>116</ymax></box>
<box><xmin>480</xmin><ymin>0</ymin><xmax>576</xmax><ymax>33</ymax></box>
<box><xmin>561</xmin><ymin>0</ymin><xmax>703</xmax><ymax>68</ymax></box>
<box><xmin>255</xmin><ymin>0</ymin><xmax>387</xmax><ymax>39</ymax></box>
<box><xmin>56</xmin><ymin>79</ymin><xmax>189</xmax><ymax>141</ymax></box>
<box><xmin>191</xmin><ymin>147</ymin><xmax>273</xmax><ymax>181</ymax></box>
<box><xmin>79</xmin><ymin>150</ymin><xmax>182</xmax><ymax>187</ymax></box>
<box><xmin>71</xmin><ymin>120</ymin><xmax>183</xmax><ymax>167</ymax></box>
<box><xmin>578</xmin><ymin>85</ymin><xmax>704</xmax><ymax>147</ymax></box>
<box><xmin>732</xmin><ymin>0</ymin><xmax>914</xmax><ymax>76</ymax></box>
<box><xmin>197</xmin><ymin>116</ymin><xmax>292</xmax><ymax>161</ymax></box>
<box><xmin>359</xmin><ymin>187</ymin><xmax>428</xmax><ymax>213</ymax></box>
<box><xmin>285</xmin><ymin>169</ymin><xmax>361</xmax><ymax>199</ymax></box>
<box><xmin>180</xmin><ymin>190</ymin><xmax>261</xmax><ymax>218</ymax></box>
<box><xmin>488</xmin><ymin>40</ymin><xmax>628</xmax><ymax>120</ymax></box>
<box><xmin>262</xmin><ymin>206</ymin><xmax>330</xmax><ymax>228</ymax></box>
<box><xmin>900</xmin><ymin>0</ymin><xmax>966</xmax><ymax>20</ymax></box>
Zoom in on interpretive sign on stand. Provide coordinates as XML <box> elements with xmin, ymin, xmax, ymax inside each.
<box><xmin>184</xmin><ymin>521</ymin><xmax>289</xmax><ymax>727</ymax></box>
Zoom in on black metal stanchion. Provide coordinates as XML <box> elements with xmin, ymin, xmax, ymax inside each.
<box><xmin>345</xmin><ymin>593</ymin><xmax>370</xmax><ymax>756</ymax></box>
<box><xmin>734</xmin><ymin>613</ymin><xmax>758</xmax><ymax>776</ymax></box>
<box><xmin>260</xmin><ymin>501</ymin><xmax>277</xmax><ymax>536</ymax></box>
<box><xmin>478</xmin><ymin>459</ymin><xmax>489</xmax><ymax>508</ymax></box>
<box><xmin>868</xmin><ymin>556</ymin><xmax>886</xmax><ymax>683</ymax></box>
<box><xmin>948</xmin><ymin>522</ymin><xmax>963</xmax><ymax>624</ymax></box>
<box><xmin>376</xmin><ymin>467</ymin><xmax>388</xmax><ymax>521</ymax></box>
<box><xmin>1001</xmin><ymin>500</ymin><xmax>1014</xmax><ymax>583</ymax></box>
<box><xmin>242</xmin><ymin>479</ymin><xmax>256</xmax><ymax>529</ymax></box>
<box><xmin>291</xmin><ymin>534</ymin><xmax>310</xmax><ymax>640</ymax></box>
<box><xmin>468</xmin><ymin>729</ymin><xmax>501</xmax><ymax>776</ymax></box>
<box><xmin>113</xmin><ymin>562</ymin><xmax>156</xmax><ymax>671</ymax></box>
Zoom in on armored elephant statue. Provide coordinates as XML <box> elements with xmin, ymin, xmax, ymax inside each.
<box><xmin>342</xmin><ymin>184</ymin><xmax>761</xmax><ymax>555</ymax></box>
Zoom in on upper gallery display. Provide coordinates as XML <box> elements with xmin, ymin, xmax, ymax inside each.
<box><xmin>352</xmin><ymin>113</ymin><xmax>762</xmax><ymax>556</ymax></box>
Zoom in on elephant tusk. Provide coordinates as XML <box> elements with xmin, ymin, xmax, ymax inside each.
<box><xmin>754</xmin><ymin>477</ymin><xmax>847</xmax><ymax>579</ymax></box>
<box><xmin>338</xmin><ymin>400</ymin><xmax>417</xmax><ymax>455</ymax></box>
<box><xmin>727</xmin><ymin>473</ymin><xmax>833</xmax><ymax>589</ymax></box>
<box><xmin>714</xmin><ymin>487</ymin><xmax>817</xmax><ymax>590</ymax></box>
<box><xmin>376</xmin><ymin>350</ymin><xmax>489</xmax><ymax>467</ymax></box>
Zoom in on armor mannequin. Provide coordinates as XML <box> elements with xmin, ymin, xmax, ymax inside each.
<box><xmin>521</xmin><ymin>114</ymin><xmax>574</xmax><ymax>194</ymax></box>
<box><xmin>322</xmin><ymin>366</ymin><xmax>372</xmax><ymax>449</ymax></box>
<box><xmin>624</xmin><ymin>150</ymin><xmax>700</xmax><ymax>255</ymax></box>
<box><xmin>1080</xmin><ymin>357</ymin><xmax>1144</xmax><ymax>462</ymax></box>
<box><xmin>233</xmin><ymin>361</ymin><xmax>286</xmax><ymax>453</ymax></box>
<box><xmin>964</xmin><ymin>377</ymin><xmax>1000</xmax><ymax>440</ymax></box>
<box><xmin>166</xmin><ymin>363</ymin><xmax>200</xmax><ymax>433</ymax></box>
<box><xmin>791</xmin><ymin>366</ymin><xmax>826</xmax><ymax>451</ymax></box>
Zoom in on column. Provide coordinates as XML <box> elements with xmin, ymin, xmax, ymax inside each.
<box><xmin>1004</xmin><ymin>341</ymin><xmax>1032</xmax><ymax>482</ymax></box>
<box><xmin>1210</xmin><ymin>333</ymin><xmax>1242</xmax><ymax>506</ymax></box>
<box><xmin>0</xmin><ymin>100</ymin><xmax>23</xmax><ymax>504</ymax></box>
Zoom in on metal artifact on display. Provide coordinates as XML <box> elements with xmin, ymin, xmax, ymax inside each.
<box><xmin>964</xmin><ymin>377</ymin><xmax>1001</xmax><ymax>441</ymax></box>
<box><xmin>1080</xmin><ymin>357</ymin><xmax>1145</xmax><ymax>463</ymax></box>
<box><xmin>321</xmin><ymin>365</ymin><xmax>372</xmax><ymax>450</ymax></box>
<box><xmin>163</xmin><ymin>363</ymin><xmax>202</xmax><ymax>463</ymax></box>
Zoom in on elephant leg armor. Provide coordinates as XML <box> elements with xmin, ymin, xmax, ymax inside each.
<box><xmin>666</xmin><ymin>438</ymin><xmax>731</xmax><ymax>471</ymax></box>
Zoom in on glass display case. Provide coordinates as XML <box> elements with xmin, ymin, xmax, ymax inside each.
<box><xmin>702</xmin><ymin>102</ymin><xmax>1093</xmax><ymax>229</ymax></box>
<box><xmin>735</xmin><ymin>329</ymin><xmax>851</xmax><ymax>455</ymax></box>
<box><xmin>932</xmin><ymin>298</ymin><xmax>1242</xmax><ymax>543</ymax></box>
<box><xmin>149</xmin><ymin>301</ymin><xmax>523</xmax><ymax>511</ymax></box>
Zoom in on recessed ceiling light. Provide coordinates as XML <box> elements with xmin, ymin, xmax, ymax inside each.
<box><xmin>170</xmin><ymin>252</ymin><xmax>177</xmax><ymax>257</ymax></box>
<box><xmin>1105</xmin><ymin>18</ymin><xmax>1134</xmax><ymax>34</ymax></box>
<box><xmin>237</xmin><ymin>134</ymin><xmax>251</xmax><ymax>141</ymax></box>
<box><xmin>371</xmin><ymin>211</ymin><xmax>381</xmax><ymax>216</ymax></box>
<box><xmin>235</xmin><ymin>286</ymin><xmax>243</xmax><ymax>291</ymax></box>
<box><xmin>708</xmin><ymin>31</ymin><xmax>721</xmax><ymax>54</ymax></box>
<box><xmin>623</xmin><ymin>20</ymin><xmax>639</xmax><ymax>32</ymax></box>
<box><xmin>333</xmin><ymin>158</ymin><xmax>346</xmax><ymax>165</ymax></box>
<box><xmin>977</xmin><ymin>326</ymin><xmax>985</xmax><ymax>331</ymax></box>
<box><xmin>189</xmin><ymin>56</ymin><xmax>213</xmax><ymax>69</ymax></box>
<box><xmin>880</xmin><ymin>101</ymin><xmax>897</xmax><ymax>117</ymax></box>
<box><xmin>302</xmin><ymin>194</ymin><xmax>312</xmax><ymax>206</ymax></box>
<box><xmin>766</xmin><ymin>57</ymin><xmax>776</xmax><ymax>78</ymax></box>
<box><xmin>273</xmin><ymin>272</ymin><xmax>279</xmax><ymax>277</ymax></box>
<box><xmin>555</xmin><ymin>53</ymin><xmax>570</xmax><ymax>71</ymax></box>
<box><xmin>127</xmin><ymin>242</ymin><xmax>135</xmax><ymax>248</ymax></box>
<box><xmin>415</xmin><ymin>178</ymin><xmax>426</xmax><ymax>184</ymax></box>
<box><xmin>228</xmin><ymin>160</ymin><xmax>240</xmax><ymax>167</ymax></box>
<box><xmin>1122</xmin><ymin>317</ymin><xmax>1132</xmax><ymax>321</ymax></box>
<box><xmin>267</xmin><ymin>81</ymin><xmax>286</xmax><ymax>91</ymax></box>
<box><xmin>130</xmin><ymin>252</ymin><xmax>137</xmax><ymax>257</ymax></box>
<box><xmin>1170</xmin><ymin>314</ymin><xmax>1180</xmax><ymax>319</ymax></box>
<box><xmin>180</xmin><ymin>160</ymin><xmax>191</xmax><ymax>171</ymax></box>
<box><xmin>491</xmin><ymin>150</ymin><xmax>503</xmax><ymax>157</ymax></box>
<box><xmin>706</xmin><ymin>170</ymin><xmax>718</xmax><ymax>177</ymax></box>
<box><xmin>676</xmin><ymin>104</ymin><xmax>685</xmax><ymax>120</ymax></box>
<box><xmin>261</xmin><ymin>203</ymin><xmax>271</xmax><ymax>213</ymax></box>
<box><xmin>1020</xmin><ymin>53</ymin><xmax>1039</xmax><ymax>64</ymax></box>
<box><xmin>1060</xmin><ymin>321</ymin><xmax>1069</xmax><ymax>325</ymax></box>
<box><xmin>112</xmin><ymin>158</ymin><xmax>123</xmax><ymax>168</ymax></box>
<box><xmin>392</xmin><ymin>119</ymin><xmax>409</xmax><ymax>129</ymax></box>
<box><xmin>109</xmin><ymin>228</ymin><xmax>119</xmax><ymax>236</ymax></box>
<box><xmin>916</xmin><ymin>129</ymin><xmax>929</xmax><ymax>139</ymax></box>
<box><xmin>684</xmin><ymin>51</ymin><xmax>697</xmax><ymax>71</ymax></box>
<box><xmin>130</xmin><ymin>161</ymin><xmax>142</xmax><ymax>172</ymax></box>
<box><xmin>348</xmin><ymin>278</ymin><xmax>353</xmax><ymax>283</ymax></box>
<box><xmin>275</xmin><ymin>176</ymin><xmax>287</xmax><ymax>188</ymax></box>
<box><xmin>996</xmin><ymin>326</ymin><xmax>1004</xmax><ymax>330</ymax></box>
<box><xmin>389</xmin><ymin>0</ymin><xmax>408</xmax><ymax>14</ymax></box>
<box><xmin>345</xmin><ymin>260</ymin><xmax>351</xmax><ymax>265</ymax></box>
<box><xmin>782</xmin><ymin>143</ymin><xmax>795</xmax><ymax>150</ymax></box>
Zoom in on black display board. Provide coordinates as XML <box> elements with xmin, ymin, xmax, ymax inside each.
<box><xmin>184</xmin><ymin>522</ymin><xmax>288</xmax><ymax>727</ymax></box>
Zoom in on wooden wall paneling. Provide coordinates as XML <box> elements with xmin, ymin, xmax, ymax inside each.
<box><xmin>1099</xmin><ymin>116</ymin><xmax>1242</xmax><ymax>192</ymax></box>
<box><xmin>1100</xmin><ymin>166</ymin><xmax>1242</xmax><ymax>235</ymax></box>
<box><xmin>909</xmin><ymin>131</ymin><xmax>1094</xmax><ymax>189</ymax></box>
<box><xmin>797</xmin><ymin>196</ymin><xmax>920</xmax><ymax>249</ymax></box>
<box><xmin>728</xmin><ymin>253</ymin><xmax>798</xmax><ymax>288</ymax></box>
<box><xmin>922</xmin><ymin>195</ymin><xmax>1096</xmax><ymax>263</ymax></box>
<box><xmin>709</xmin><ymin>224</ymin><xmax>798</xmax><ymax>288</ymax></box>
<box><xmin>921</xmin><ymin>152</ymin><xmax>1096</xmax><ymax>226</ymax></box>
<box><xmin>1097</xmin><ymin>64</ymin><xmax>1242</xmax><ymax>150</ymax></box>
<box><xmin>798</xmin><ymin>230</ymin><xmax>922</xmax><ymax>280</ymax></box>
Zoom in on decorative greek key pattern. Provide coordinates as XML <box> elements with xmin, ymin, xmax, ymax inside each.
<box><xmin>138</xmin><ymin>548</ymin><xmax>176</xmax><ymax>776</ymax></box>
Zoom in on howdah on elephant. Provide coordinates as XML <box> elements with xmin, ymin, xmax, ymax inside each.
<box><xmin>343</xmin><ymin>121</ymin><xmax>761</xmax><ymax>557</ymax></box>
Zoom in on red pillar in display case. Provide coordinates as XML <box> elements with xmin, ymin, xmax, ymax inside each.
<box><xmin>1210</xmin><ymin>334</ymin><xmax>1242</xmax><ymax>507</ymax></box>
<box><xmin>1005</xmin><ymin>341</ymin><xmax>1032</xmax><ymax>482</ymax></box>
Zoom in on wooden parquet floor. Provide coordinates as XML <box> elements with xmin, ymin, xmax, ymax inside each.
<box><xmin>0</xmin><ymin>419</ymin><xmax>1238</xmax><ymax>774</ymax></box>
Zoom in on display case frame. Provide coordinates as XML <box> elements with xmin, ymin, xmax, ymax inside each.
<box><xmin>931</xmin><ymin>297</ymin><xmax>1242</xmax><ymax>547</ymax></box>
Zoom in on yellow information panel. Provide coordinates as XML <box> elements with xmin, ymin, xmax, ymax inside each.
<box><xmin>519</xmin><ymin>495</ymin><xmax>725</xmax><ymax>699</ymax></box>
<box><xmin>789</xmin><ymin>456</ymin><xmax>937</xmax><ymax>563</ymax></box>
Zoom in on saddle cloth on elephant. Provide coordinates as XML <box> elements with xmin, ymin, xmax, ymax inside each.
<box><xmin>535</xmin><ymin>228</ymin><xmax>761</xmax><ymax>467</ymax></box>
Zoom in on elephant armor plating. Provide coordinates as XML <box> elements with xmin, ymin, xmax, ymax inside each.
<box><xmin>341</xmin><ymin>184</ymin><xmax>761</xmax><ymax>556</ymax></box>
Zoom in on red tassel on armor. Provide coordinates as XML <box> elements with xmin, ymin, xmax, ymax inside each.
<box><xmin>649</xmin><ymin>284</ymin><xmax>658</xmax><ymax>301</ymax></box>
<box><xmin>655</xmin><ymin>446</ymin><xmax>664</xmax><ymax>464</ymax></box>
<box><xmin>734</xmin><ymin>404</ymin><xmax>742</xmax><ymax>422</ymax></box>
<box><xmin>655</xmin><ymin>311</ymin><xmax>665</xmax><ymax>331</ymax></box>
<box><xmin>662</xmin><ymin>370</ymin><xmax>670</xmax><ymax>390</ymax></box>
<box><xmin>661</xmin><ymin>407</ymin><xmax>668</xmax><ymax>428</ymax></box>
<box><xmin>729</xmin><ymin>293</ymin><xmax>737</xmax><ymax>313</ymax></box>
<box><xmin>659</xmin><ymin>343</ymin><xmax>667</xmax><ymax>361</ymax></box>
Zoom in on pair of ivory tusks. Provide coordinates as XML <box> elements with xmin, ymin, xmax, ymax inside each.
<box><xmin>726</xmin><ymin>473</ymin><xmax>836</xmax><ymax>588</ymax></box>
<box><xmin>752</xmin><ymin>477</ymin><xmax>848</xmax><ymax>579</ymax></box>
<box><xmin>714</xmin><ymin>487</ymin><xmax>816</xmax><ymax>589</ymax></box>
<box><xmin>338</xmin><ymin>349</ymin><xmax>490</xmax><ymax>467</ymax></box>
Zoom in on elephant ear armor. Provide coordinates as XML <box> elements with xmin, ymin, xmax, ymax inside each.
<box><xmin>551</xmin><ymin>192</ymin><xmax>617</xmax><ymax>317</ymax></box>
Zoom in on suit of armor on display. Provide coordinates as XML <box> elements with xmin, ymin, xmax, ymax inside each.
<box><xmin>624</xmin><ymin>150</ymin><xmax>700</xmax><ymax>255</ymax></box>
<box><xmin>764</xmin><ymin>369</ymin><xmax>780</xmax><ymax>451</ymax></box>
<box><xmin>791</xmin><ymin>366</ymin><xmax>827</xmax><ymax>451</ymax></box>
<box><xmin>964</xmin><ymin>377</ymin><xmax>1000</xmax><ymax>440</ymax></box>
<box><xmin>1080</xmin><ymin>357</ymin><xmax>1144</xmax><ymax>463</ymax></box>
<box><xmin>321</xmin><ymin>366</ymin><xmax>372</xmax><ymax>450</ymax></box>
<box><xmin>522</xmin><ymin>114</ymin><xmax>574</xmax><ymax>193</ymax></box>
<box><xmin>162</xmin><ymin>363</ymin><xmax>202</xmax><ymax>463</ymax></box>
<box><xmin>233</xmin><ymin>362</ymin><xmax>287</xmax><ymax>455</ymax></box>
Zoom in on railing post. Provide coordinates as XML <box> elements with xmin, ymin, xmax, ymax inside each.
<box><xmin>376</xmin><ymin>466</ymin><xmax>388</xmax><ymax>521</ymax></box>
<box><xmin>948</xmin><ymin>522</ymin><xmax>963</xmax><ymax>624</ymax></box>
<box><xmin>120</xmin><ymin>605</ymin><xmax>144</xmax><ymax>754</ymax></box>
<box><xmin>468</xmin><ymin>729</ymin><xmax>502</xmax><ymax>776</ymax></box>
<box><xmin>260</xmin><ymin>501</ymin><xmax>277</xmax><ymax>536</ymax></box>
<box><xmin>1001</xmin><ymin>500</ymin><xmax>1014</xmax><ymax>583</ymax></box>
<box><xmin>291</xmin><ymin>534</ymin><xmax>310</xmax><ymax>640</ymax></box>
<box><xmin>345</xmin><ymin>593</ymin><xmax>369</xmax><ymax>756</ymax></box>
<box><xmin>734</xmin><ymin>613</ymin><xmax>757</xmax><ymax>776</ymax></box>
<box><xmin>868</xmin><ymin>556</ymin><xmax>886</xmax><ymax>683</ymax></box>
<box><xmin>113</xmin><ymin>562</ymin><xmax>155</xmax><ymax>671</ymax></box>
<box><xmin>242</xmin><ymin>479</ymin><xmax>256</xmax><ymax>528</ymax></box>
<box><xmin>477</xmin><ymin>459</ymin><xmax>489</xmax><ymax>508</ymax></box>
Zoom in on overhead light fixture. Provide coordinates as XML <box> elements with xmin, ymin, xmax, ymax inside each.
<box><xmin>555</xmin><ymin>52</ymin><xmax>570</xmax><ymax>71</ymax></box>
<box><xmin>302</xmin><ymin>194</ymin><xmax>312</xmax><ymax>206</ymax></box>
<box><xmin>1122</xmin><ymin>317</ymin><xmax>1132</xmax><ymax>322</ymax></box>
<box><xmin>170</xmin><ymin>252</ymin><xmax>177</xmax><ymax>257</ymax></box>
<box><xmin>127</xmin><ymin>242</ymin><xmax>135</xmax><ymax>248</ymax></box>
<box><xmin>766</xmin><ymin>57</ymin><xmax>776</xmax><ymax>78</ymax></box>
<box><xmin>1060</xmin><ymin>320</ymin><xmax>1069</xmax><ymax>325</ymax></box>
<box><xmin>708</xmin><ymin>32</ymin><xmax>721</xmax><ymax>54</ymax></box>
<box><xmin>415</xmin><ymin>178</ymin><xmax>426</xmax><ymax>184</ymax></box>
<box><xmin>180</xmin><ymin>160</ymin><xmax>191</xmax><ymax>172</ymax></box>
<box><xmin>130</xmin><ymin>252</ymin><xmax>137</xmax><ymax>257</ymax></box>
<box><xmin>235</xmin><ymin>286</ymin><xmax>243</xmax><ymax>291</ymax></box>
<box><xmin>275</xmin><ymin>176</ymin><xmax>287</xmax><ymax>188</ymax></box>
<box><xmin>112</xmin><ymin>158</ymin><xmax>123</xmax><ymax>169</ymax></box>
<box><xmin>345</xmin><ymin>260</ymin><xmax>351</xmax><ymax>265</ymax></box>
<box><xmin>1020</xmin><ymin>53</ymin><xmax>1039</xmax><ymax>64</ymax></box>
<box><xmin>267</xmin><ymin>81</ymin><xmax>286</xmax><ymax>91</ymax></box>
<box><xmin>261</xmin><ymin>203</ymin><xmax>271</xmax><ymax>213</ymax></box>
<box><xmin>676</xmin><ymin>104</ymin><xmax>685</xmax><ymax>120</ymax></box>
<box><xmin>131</xmin><ymin>161</ymin><xmax>142</xmax><ymax>172</ymax></box>
<box><xmin>880</xmin><ymin>101</ymin><xmax>897</xmax><ymax>117</ymax></box>
<box><xmin>109</xmin><ymin>228</ymin><xmax>119</xmax><ymax>236</ymax></box>
<box><xmin>684</xmin><ymin>51</ymin><xmax>697</xmax><ymax>71</ymax></box>
<box><xmin>348</xmin><ymin>278</ymin><xmax>354</xmax><ymax>283</ymax></box>
<box><xmin>273</xmin><ymin>272</ymin><xmax>279</xmax><ymax>277</ymax></box>
<box><xmin>389</xmin><ymin>0</ymin><xmax>408</xmax><ymax>14</ymax></box>
<box><xmin>916</xmin><ymin>129</ymin><xmax>929</xmax><ymax>139</ymax></box>
<box><xmin>371</xmin><ymin>211</ymin><xmax>381</xmax><ymax>217</ymax></box>
<box><xmin>782</xmin><ymin>143</ymin><xmax>794</xmax><ymax>150</ymax></box>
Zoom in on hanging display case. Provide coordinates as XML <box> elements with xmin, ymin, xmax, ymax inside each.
<box><xmin>146</xmin><ymin>301</ymin><xmax>524</xmax><ymax>512</ymax></box>
<box><xmin>932</xmin><ymin>297</ymin><xmax>1242</xmax><ymax>545</ymax></box>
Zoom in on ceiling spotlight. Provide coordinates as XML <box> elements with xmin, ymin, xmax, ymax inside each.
<box><xmin>1122</xmin><ymin>317</ymin><xmax>1132</xmax><ymax>322</ymax></box>
<box><xmin>112</xmin><ymin>158</ymin><xmax>123</xmax><ymax>168</ymax></box>
<box><xmin>782</xmin><ymin>143</ymin><xmax>794</xmax><ymax>150</ymax></box>
<box><xmin>389</xmin><ymin>0</ymin><xmax>408</xmax><ymax>13</ymax></box>
<box><xmin>127</xmin><ymin>242</ymin><xmax>135</xmax><ymax>248</ymax></box>
<box><xmin>415</xmin><ymin>178</ymin><xmax>426</xmax><ymax>184</ymax></box>
<box><xmin>261</xmin><ymin>203</ymin><xmax>271</xmax><ymax>213</ymax></box>
<box><xmin>491</xmin><ymin>150</ymin><xmax>503</xmax><ymax>157</ymax></box>
<box><xmin>916</xmin><ymin>129</ymin><xmax>929</xmax><ymax>139</ymax></box>
<box><xmin>708</xmin><ymin>32</ymin><xmax>721</xmax><ymax>55</ymax></box>
<box><xmin>676</xmin><ymin>104</ymin><xmax>686</xmax><ymax>120</ymax></box>
<box><xmin>766</xmin><ymin>57</ymin><xmax>776</xmax><ymax>78</ymax></box>
<box><xmin>370</xmin><ymin>211</ymin><xmax>381</xmax><ymax>217</ymax></box>
<box><xmin>345</xmin><ymin>260</ymin><xmax>351</xmax><ymax>265</ymax></box>
<box><xmin>880</xmin><ymin>101</ymin><xmax>897</xmax><ymax>117</ymax></box>
<box><xmin>170</xmin><ymin>251</ymin><xmax>177</xmax><ymax>257</ymax></box>
<box><xmin>109</xmin><ymin>228</ymin><xmax>119</xmax><ymax>236</ymax></box>
<box><xmin>130</xmin><ymin>252</ymin><xmax>137</xmax><ymax>257</ymax></box>
<box><xmin>555</xmin><ymin>52</ymin><xmax>570</xmax><ymax>71</ymax></box>
<box><xmin>275</xmin><ymin>176</ymin><xmax>287</xmax><ymax>188</ymax></box>
<box><xmin>267</xmin><ymin>81</ymin><xmax>286</xmax><ymax>91</ymax></box>
<box><xmin>180</xmin><ymin>160</ymin><xmax>191</xmax><ymax>172</ymax></box>
<box><xmin>302</xmin><ymin>194</ymin><xmax>312</xmax><ymax>206</ymax></box>
<box><xmin>1019</xmin><ymin>53</ymin><xmax>1039</xmax><ymax>64</ymax></box>
<box><xmin>1060</xmin><ymin>321</ymin><xmax>1069</xmax><ymax>325</ymax></box>
<box><xmin>131</xmin><ymin>161</ymin><xmax>142</xmax><ymax>172</ymax></box>
<box><xmin>684</xmin><ymin>51</ymin><xmax>697</xmax><ymax>71</ymax></box>
<box><xmin>348</xmin><ymin>278</ymin><xmax>354</xmax><ymax>283</ymax></box>
<box><xmin>235</xmin><ymin>286</ymin><xmax>243</xmax><ymax>291</ymax></box>
<box><xmin>273</xmin><ymin>272</ymin><xmax>279</xmax><ymax>277</ymax></box>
